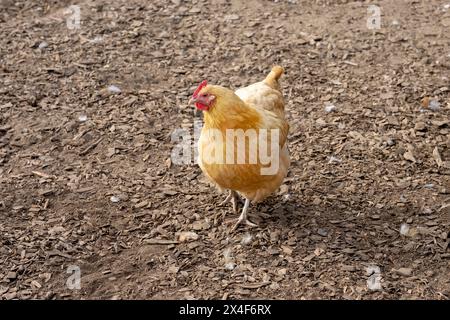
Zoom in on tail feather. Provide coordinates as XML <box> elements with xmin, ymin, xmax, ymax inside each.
<box><xmin>264</xmin><ymin>65</ymin><xmax>284</xmax><ymax>89</ymax></box>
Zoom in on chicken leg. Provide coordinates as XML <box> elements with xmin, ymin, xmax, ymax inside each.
<box><xmin>220</xmin><ymin>190</ymin><xmax>240</xmax><ymax>214</ymax></box>
<box><xmin>231</xmin><ymin>198</ymin><xmax>258</xmax><ymax>231</ymax></box>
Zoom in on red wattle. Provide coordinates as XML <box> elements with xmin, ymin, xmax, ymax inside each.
<box><xmin>195</xmin><ymin>102</ymin><xmax>209</xmax><ymax>111</ymax></box>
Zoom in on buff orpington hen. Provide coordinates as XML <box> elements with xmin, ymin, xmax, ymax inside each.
<box><xmin>189</xmin><ymin>66</ymin><xmax>290</xmax><ymax>230</ymax></box>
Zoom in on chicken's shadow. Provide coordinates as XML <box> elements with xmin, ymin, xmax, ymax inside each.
<box><xmin>250</xmin><ymin>192</ymin><xmax>350</xmax><ymax>231</ymax></box>
<box><xmin>254</xmin><ymin>196</ymin><xmax>306</xmax><ymax>228</ymax></box>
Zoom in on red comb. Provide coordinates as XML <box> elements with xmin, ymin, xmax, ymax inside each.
<box><xmin>193</xmin><ymin>80</ymin><xmax>208</xmax><ymax>98</ymax></box>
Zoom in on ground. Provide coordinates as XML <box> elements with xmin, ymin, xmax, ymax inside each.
<box><xmin>0</xmin><ymin>0</ymin><xmax>449</xmax><ymax>300</ymax></box>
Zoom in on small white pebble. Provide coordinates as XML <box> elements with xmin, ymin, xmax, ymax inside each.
<box><xmin>392</xmin><ymin>20</ymin><xmax>399</xmax><ymax>26</ymax></box>
<box><xmin>424</xmin><ymin>183</ymin><xmax>434</xmax><ymax>189</ymax></box>
<box><xmin>386</xmin><ymin>138</ymin><xmax>395</xmax><ymax>146</ymax></box>
<box><xmin>89</xmin><ymin>36</ymin><xmax>103</xmax><ymax>44</ymax></box>
<box><xmin>324</xmin><ymin>104</ymin><xmax>337</xmax><ymax>113</ymax></box>
<box><xmin>107</xmin><ymin>85</ymin><xmax>122</xmax><ymax>93</ymax></box>
<box><xmin>224</xmin><ymin>262</ymin><xmax>236</xmax><ymax>270</ymax></box>
<box><xmin>78</xmin><ymin>115</ymin><xmax>88</xmax><ymax>122</ymax></box>
<box><xmin>444</xmin><ymin>4</ymin><xmax>450</xmax><ymax>9</ymax></box>
<box><xmin>110</xmin><ymin>196</ymin><xmax>120</xmax><ymax>203</ymax></box>
<box><xmin>400</xmin><ymin>223</ymin><xmax>410</xmax><ymax>236</ymax></box>
<box><xmin>328</xmin><ymin>155</ymin><xmax>342</xmax><ymax>164</ymax></box>
<box><xmin>178</xmin><ymin>231</ymin><xmax>199</xmax><ymax>242</ymax></box>
<box><xmin>38</xmin><ymin>41</ymin><xmax>48</xmax><ymax>49</ymax></box>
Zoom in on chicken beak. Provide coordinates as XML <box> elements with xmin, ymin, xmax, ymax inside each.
<box><xmin>188</xmin><ymin>97</ymin><xmax>198</xmax><ymax>105</ymax></box>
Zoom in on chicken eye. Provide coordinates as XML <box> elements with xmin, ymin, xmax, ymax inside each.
<box><xmin>202</xmin><ymin>94</ymin><xmax>207</xmax><ymax>97</ymax></box>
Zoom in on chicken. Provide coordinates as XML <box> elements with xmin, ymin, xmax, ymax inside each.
<box><xmin>189</xmin><ymin>66</ymin><xmax>290</xmax><ymax>230</ymax></box>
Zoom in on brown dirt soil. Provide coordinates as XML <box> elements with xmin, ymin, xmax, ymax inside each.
<box><xmin>0</xmin><ymin>0</ymin><xmax>449</xmax><ymax>300</ymax></box>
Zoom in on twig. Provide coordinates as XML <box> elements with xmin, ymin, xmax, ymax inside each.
<box><xmin>79</xmin><ymin>137</ymin><xmax>103</xmax><ymax>156</ymax></box>
<box><xmin>32</xmin><ymin>171</ymin><xmax>55</xmax><ymax>179</ymax></box>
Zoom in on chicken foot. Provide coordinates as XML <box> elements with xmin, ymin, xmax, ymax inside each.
<box><xmin>231</xmin><ymin>198</ymin><xmax>258</xmax><ymax>231</ymax></box>
<box><xmin>220</xmin><ymin>190</ymin><xmax>241</xmax><ymax>214</ymax></box>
